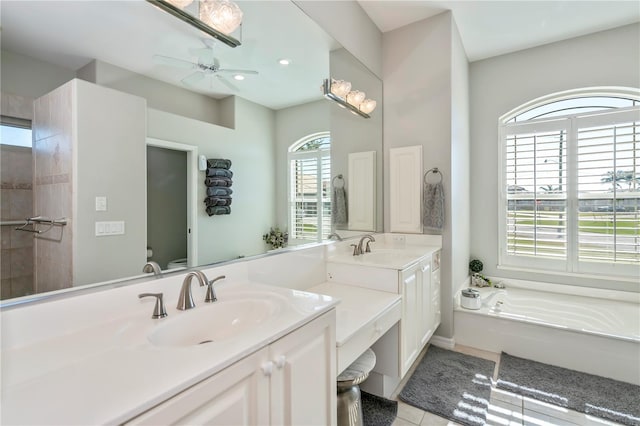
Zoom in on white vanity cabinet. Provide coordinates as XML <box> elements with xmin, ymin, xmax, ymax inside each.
<box><xmin>128</xmin><ymin>310</ymin><xmax>336</xmax><ymax>426</ymax></box>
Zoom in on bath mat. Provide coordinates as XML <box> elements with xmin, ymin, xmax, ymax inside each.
<box><xmin>497</xmin><ymin>352</ymin><xmax>640</xmax><ymax>426</ymax></box>
<box><xmin>361</xmin><ymin>391</ymin><xmax>397</xmax><ymax>426</ymax></box>
<box><xmin>399</xmin><ymin>346</ymin><xmax>496</xmax><ymax>426</ymax></box>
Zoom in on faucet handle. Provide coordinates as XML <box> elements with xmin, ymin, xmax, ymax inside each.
<box><xmin>138</xmin><ymin>293</ymin><xmax>168</xmax><ymax>319</ymax></box>
<box><xmin>350</xmin><ymin>244</ymin><xmax>360</xmax><ymax>256</ymax></box>
<box><xmin>205</xmin><ymin>275</ymin><xmax>226</xmax><ymax>303</ymax></box>
<box><xmin>365</xmin><ymin>240</ymin><xmax>374</xmax><ymax>253</ymax></box>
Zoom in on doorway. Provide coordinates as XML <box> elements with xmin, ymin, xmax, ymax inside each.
<box><xmin>146</xmin><ymin>138</ymin><xmax>198</xmax><ymax>270</ymax></box>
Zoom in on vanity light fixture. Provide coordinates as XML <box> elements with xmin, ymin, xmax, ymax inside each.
<box><xmin>146</xmin><ymin>0</ymin><xmax>241</xmax><ymax>48</ymax></box>
<box><xmin>199</xmin><ymin>0</ymin><xmax>243</xmax><ymax>35</ymax></box>
<box><xmin>322</xmin><ymin>78</ymin><xmax>376</xmax><ymax>119</ymax></box>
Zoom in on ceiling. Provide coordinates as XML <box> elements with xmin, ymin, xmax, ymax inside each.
<box><xmin>0</xmin><ymin>1</ymin><xmax>338</xmax><ymax>110</ymax></box>
<box><xmin>357</xmin><ymin>1</ymin><xmax>640</xmax><ymax>61</ymax></box>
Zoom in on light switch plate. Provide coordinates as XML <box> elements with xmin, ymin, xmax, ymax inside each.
<box><xmin>95</xmin><ymin>196</ymin><xmax>107</xmax><ymax>211</ymax></box>
<box><xmin>95</xmin><ymin>221</ymin><xmax>125</xmax><ymax>236</ymax></box>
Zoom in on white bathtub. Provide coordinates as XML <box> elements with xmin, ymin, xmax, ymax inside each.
<box><xmin>454</xmin><ymin>279</ymin><xmax>640</xmax><ymax>385</ymax></box>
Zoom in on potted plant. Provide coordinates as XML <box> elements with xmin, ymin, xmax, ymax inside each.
<box><xmin>469</xmin><ymin>259</ymin><xmax>492</xmax><ymax>287</ymax></box>
<box><xmin>263</xmin><ymin>227</ymin><xmax>288</xmax><ymax>249</ymax></box>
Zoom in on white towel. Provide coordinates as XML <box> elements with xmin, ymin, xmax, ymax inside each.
<box><xmin>423</xmin><ymin>182</ymin><xmax>444</xmax><ymax>231</ymax></box>
<box><xmin>332</xmin><ymin>187</ymin><xmax>348</xmax><ymax>226</ymax></box>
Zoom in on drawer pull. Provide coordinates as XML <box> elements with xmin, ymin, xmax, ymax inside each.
<box><xmin>275</xmin><ymin>355</ymin><xmax>286</xmax><ymax>369</ymax></box>
<box><xmin>261</xmin><ymin>361</ymin><xmax>274</xmax><ymax>376</ymax></box>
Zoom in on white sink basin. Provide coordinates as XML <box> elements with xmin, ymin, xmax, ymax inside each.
<box><xmin>148</xmin><ymin>298</ymin><xmax>282</xmax><ymax>347</ymax></box>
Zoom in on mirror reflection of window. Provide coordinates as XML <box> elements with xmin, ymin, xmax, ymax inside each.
<box><xmin>288</xmin><ymin>132</ymin><xmax>331</xmax><ymax>243</ymax></box>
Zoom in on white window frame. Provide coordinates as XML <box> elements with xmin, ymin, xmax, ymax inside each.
<box><xmin>287</xmin><ymin>132</ymin><xmax>331</xmax><ymax>244</ymax></box>
<box><xmin>498</xmin><ymin>88</ymin><xmax>640</xmax><ymax>280</ymax></box>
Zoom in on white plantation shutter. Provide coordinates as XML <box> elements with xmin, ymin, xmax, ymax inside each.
<box><xmin>500</xmin><ymin>102</ymin><xmax>640</xmax><ymax>278</ymax></box>
<box><xmin>576</xmin><ymin>109</ymin><xmax>640</xmax><ymax>268</ymax></box>
<box><xmin>288</xmin><ymin>134</ymin><xmax>331</xmax><ymax>242</ymax></box>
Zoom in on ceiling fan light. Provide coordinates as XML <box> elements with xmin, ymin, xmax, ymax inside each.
<box><xmin>166</xmin><ymin>0</ymin><xmax>194</xmax><ymax>8</ymax></box>
<box><xmin>199</xmin><ymin>0</ymin><xmax>243</xmax><ymax>35</ymax></box>
<box><xmin>330</xmin><ymin>79</ymin><xmax>351</xmax><ymax>98</ymax></box>
<box><xmin>233</xmin><ymin>74</ymin><xmax>245</xmax><ymax>80</ymax></box>
<box><xmin>346</xmin><ymin>90</ymin><xmax>366</xmax><ymax>107</ymax></box>
<box><xmin>359</xmin><ymin>99</ymin><xmax>376</xmax><ymax>114</ymax></box>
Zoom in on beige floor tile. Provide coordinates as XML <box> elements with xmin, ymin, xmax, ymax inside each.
<box><xmin>453</xmin><ymin>344</ymin><xmax>501</xmax><ymax>364</ymax></box>
<box><xmin>419</xmin><ymin>410</ymin><xmax>451</xmax><ymax>425</ymax></box>
<box><xmin>523</xmin><ymin>397</ymin><xmax>585</xmax><ymax>424</ymax></box>
<box><xmin>523</xmin><ymin>408</ymin><xmax>580</xmax><ymax>426</ymax></box>
<box><xmin>490</xmin><ymin>387</ymin><xmax>524</xmax><ymax>407</ymax></box>
<box><xmin>583</xmin><ymin>413</ymin><xmax>625</xmax><ymax>426</ymax></box>
<box><xmin>397</xmin><ymin>401</ymin><xmax>426</xmax><ymax>424</ymax></box>
<box><xmin>487</xmin><ymin>398</ymin><xmax>524</xmax><ymax>426</ymax></box>
<box><xmin>393</xmin><ymin>416</ymin><xmax>420</xmax><ymax>426</ymax></box>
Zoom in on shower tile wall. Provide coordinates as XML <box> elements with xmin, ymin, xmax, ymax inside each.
<box><xmin>32</xmin><ymin>84</ymin><xmax>73</xmax><ymax>294</ymax></box>
<box><xmin>1</xmin><ymin>145</ymin><xmax>34</xmax><ymax>298</ymax></box>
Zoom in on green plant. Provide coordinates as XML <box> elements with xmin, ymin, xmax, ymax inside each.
<box><xmin>263</xmin><ymin>227</ymin><xmax>288</xmax><ymax>249</ymax></box>
<box><xmin>469</xmin><ymin>259</ymin><xmax>483</xmax><ymax>274</ymax></box>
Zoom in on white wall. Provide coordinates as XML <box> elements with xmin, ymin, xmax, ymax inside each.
<box><xmin>274</xmin><ymin>100</ymin><xmax>330</xmax><ymax>229</ymax></box>
<box><xmin>1</xmin><ymin>50</ymin><xmax>75</xmax><ymax>99</ymax></box>
<box><xmin>294</xmin><ymin>0</ymin><xmax>382</xmax><ymax>78</ymax></box>
<box><xmin>470</xmin><ymin>23</ymin><xmax>640</xmax><ymax>292</ymax></box>
<box><xmin>147</xmin><ymin>98</ymin><xmax>277</xmax><ymax>265</ymax></box>
<box><xmin>383</xmin><ymin>12</ymin><xmax>468</xmax><ymax>338</ymax></box>
<box><xmin>450</xmin><ymin>21</ymin><xmax>471</xmax><ymax>300</ymax></box>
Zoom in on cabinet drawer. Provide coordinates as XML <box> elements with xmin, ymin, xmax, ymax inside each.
<box><xmin>337</xmin><ymin>300</ymin><xmax>402</xmax><ymax>374</ymax></box>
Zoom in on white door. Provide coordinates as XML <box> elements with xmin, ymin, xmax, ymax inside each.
<box><xmin>400</xmin><ymin>263</ymin><xmax>420</xmax><ymax>376</ymax></box>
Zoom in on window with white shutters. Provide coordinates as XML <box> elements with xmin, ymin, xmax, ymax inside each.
<box><xmin>288</xmin><ymin>133</ymin><xmax>331</xmax><ymax>243</ymax></box>
<box><xmin>499</xmin><ymin>92</ymin><xmax>639</xmax><ymax>278</ymax></box>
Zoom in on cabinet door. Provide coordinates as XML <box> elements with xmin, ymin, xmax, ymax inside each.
<box><xmin>418</xmin><ymin>259</ymin><xmax>432</xmax><ymax>347</ymax></box>
<box><xmin>127</xmin><ymin>348</ymin><xmax>270</xmax><ymax>425</ymax></box>
<box><xmin>400</xmin><ymin>263</ymin><xmax>420</xmax><ymax>376</ymax></box>
<box><xmin>269</xmin><ymin>310</ymin><xmax>336</xmax><ymax>426</ymax></box>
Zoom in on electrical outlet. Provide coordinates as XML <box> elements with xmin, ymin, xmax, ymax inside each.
<box><xmin>392</xmin><ymin>234</ymin><xmax>406</xmax><ymax>243</ymax></box>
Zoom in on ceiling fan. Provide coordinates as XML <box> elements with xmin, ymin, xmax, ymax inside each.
<box><xmin>153</xmin><ymin>53</ymin><xmax>258</xmax><ymax>92</ymax></box>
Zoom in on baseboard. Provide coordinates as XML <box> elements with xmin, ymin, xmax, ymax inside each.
<box><xmin>429</xmin><ymin>335</ymin><xmax>455</xmax><ymax>350</ymax></box>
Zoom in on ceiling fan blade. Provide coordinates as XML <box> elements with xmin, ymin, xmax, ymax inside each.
<box><xmin>181</xmin><ymin>71</ymin><xmax>206</xmax><ymax>86</ymax></box>
<box><xmin>216</xmin><ymin>75</ymin><xmax>239</xmax><ymax>92</ymax></box>
<box><xmin>153</xmin><ymin>54</ymin><xmax>197</xmax><ymax>69</ymax></box>
<box><xmin>216</xmin><ymin>69</ymin><xmax>259</xmax><ymax>75</ymax></box>
<box><xmin>213</xmin><ymin>57</ymin><xmax>221</xmax><ymax>69</ymax></box>
<box><xmin>188</xmin><ymin>47</ymin><xmax>215</xmax><ymax>64</ymax></box>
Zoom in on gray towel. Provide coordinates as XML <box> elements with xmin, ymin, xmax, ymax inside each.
<box><xmin>423</xmin><ymin>182</ymin><xmax>444</xmax><ymax>231</ymax></box>
<box><xmin>332</xmin><ymin>187</ymin><xmax>348</xmax><ymax>225</ymax></box>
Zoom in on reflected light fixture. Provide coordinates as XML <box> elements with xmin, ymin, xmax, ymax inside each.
<box><xmin>233</xmin><ymin>74</ymin><xmax>245</xmax><ymax>80</ymax></box>
<box><xmin>322</xmin><ymin>78</ymin><xmax>375</xmax><ymax>119</ymax></box>
<box><xmin>199</xmin><ymin>0</ymin><xmax>243</xmax><ymax>35</ymax></box>
<box><xmin>279</xmin><ymin>59</ymin><xmax>291</xmax><ymax>66</ymax></box>
<box><xmin>146</xmin><ymin>0</ymin><xmax>241</xmax><ymax>48</ymax></box>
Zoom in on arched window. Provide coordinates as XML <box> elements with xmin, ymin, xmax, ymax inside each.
<box><xmin>499</xmin><ymin>88</ymin><xmax>640</xmax><ymax>279</ymax></box>
<box><xmin>288</xmin><ymin>132</ymin><xmax>331</xmax><ymax>242</ymax></box>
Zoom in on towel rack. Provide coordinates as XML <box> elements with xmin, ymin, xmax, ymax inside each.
<box><xmin>424</xmin><ymin>167</ymin><xmax>443</xmax><ymax>184</ymax></box>
<box><xmin>332</xmin><ymin>174</ymin><xmax>345</xmax><ymax>188</ymax></box>
<box><xmin>15</xmin><ymin>216</ymin><xmax>67</xmax><ymax>234</ymax></box>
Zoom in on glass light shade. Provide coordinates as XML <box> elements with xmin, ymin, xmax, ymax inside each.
<box><xmin>166</xmin><ymin>0</ymin><xmax>194</xmax><ymax>8</ymax></box>
<box><xmin>359</xmin><ymin>99</ymin><xmax>377</xmax><ymax>114</ymax></box>
<box><xmin>346</xmin><ymin>90</ymin><xmax>366</xmax><ymax>107</ymax></box>
<box><xmin>199</xmin><ymin>0</ymin><xmax>243</xmax><ymax>35</ymax></box>
<box><xmin>331</xmin><ymin>79</ymin><xmax>351</xmax><ymax>98</ymax></box>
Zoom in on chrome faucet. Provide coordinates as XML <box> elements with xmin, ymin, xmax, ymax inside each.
<box><xmin>358</xmin><ymin>235</ymin><xmax>375</xmax><ymax>254</ymax></box>
<box><xmin>142</xmin><ymin>261</ymin><xmax>162</xmax><ymax>277</ymax></box>
<box><xmin>328</xmin><ymin>232</ymin><xmax>343</xmax><ymax>241</ymax></box>
<box><xmin>177</xmin><ymin>270</ymin><xmax>209</xmax><ymax>310</ymax></box>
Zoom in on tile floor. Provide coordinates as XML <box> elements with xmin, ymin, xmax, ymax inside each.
<box><xmin>388</xmin><ymin>345</ymin><xmax>624</xmax><ymax>426</ymax></box>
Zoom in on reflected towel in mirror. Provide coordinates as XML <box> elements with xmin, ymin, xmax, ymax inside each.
<box><xmin>204</xmin><ymin>177</ymin><xmax>233</xmax><ymax>187</ymax></box>
<box><xmin>206</xmin><ymin>168</ymin><xmax>233</xmax><ymax>178</ymax></box>
<box><xmin>423</xmin><ymin>182</ymin><xmax>444</xmax><ymax>232</ymax></box>
<box><xmin>206</xmin><ymin>205</ymin><xmax>231</xmax><ymax>216</ymax></box>
<box><xmin>207</xmin><ymin>159</ymin><xmax>232</xmax><ymax>169</ymax></box>
<box><xmin>206</xmin><ymin>187</ymin><xmax>233</xmax><ymax>197</ymax></box>
<box><xmin>332</xmin><ymin>186</ymin><xmax>348</xmax><ymax>225</ymax></box>
<box><xmin>204</xmin><ymin>196</ymin><xmax>232</xmax><ymax>207</ymax></box>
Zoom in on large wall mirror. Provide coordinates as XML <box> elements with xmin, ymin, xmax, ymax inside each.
<box><xmin>0</xmin><ymin>0</ymin><xmax>383</xmax><ymax>302</ymax></box>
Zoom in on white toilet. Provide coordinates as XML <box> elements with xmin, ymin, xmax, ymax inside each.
<box><xmin>167</xmin><ymin>258</ymin><xmax>188</xmax><ymax>270</ymax></box>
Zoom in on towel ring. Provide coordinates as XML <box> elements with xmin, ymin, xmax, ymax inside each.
<box><xmin>424</xmin><ymin>167</ymin><xmax>443</xmax><ymax>184</ymax></box>
<box><xmin>332</xmin><ymin>174</ymin><xmax>345</xmax><ymax>188</ymax></box>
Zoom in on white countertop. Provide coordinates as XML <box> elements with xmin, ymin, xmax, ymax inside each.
<box><xmin>306</xmin><ymin>282</ymin><xmax>401</xmax><ymax>346</ymax></box>
<box><xmin>327</xmin><ymin>245</ymin><xmax>441</xmax><ymax>270</ymax></box>
<box><xmin>1</xmin><ymin>281</ymin><xmax>337</xmax><ymax>425</ymax></box>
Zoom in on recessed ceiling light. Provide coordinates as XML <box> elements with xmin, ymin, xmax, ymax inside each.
<box><xmin>278</xmin><ymin>59</ymin><xmax>291</xmax><ymax>66</ymax></box>
<box><xmin>233</xmin><ymin>74</ymin><xmax>245</xmax><ymax>81</ymax></box>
